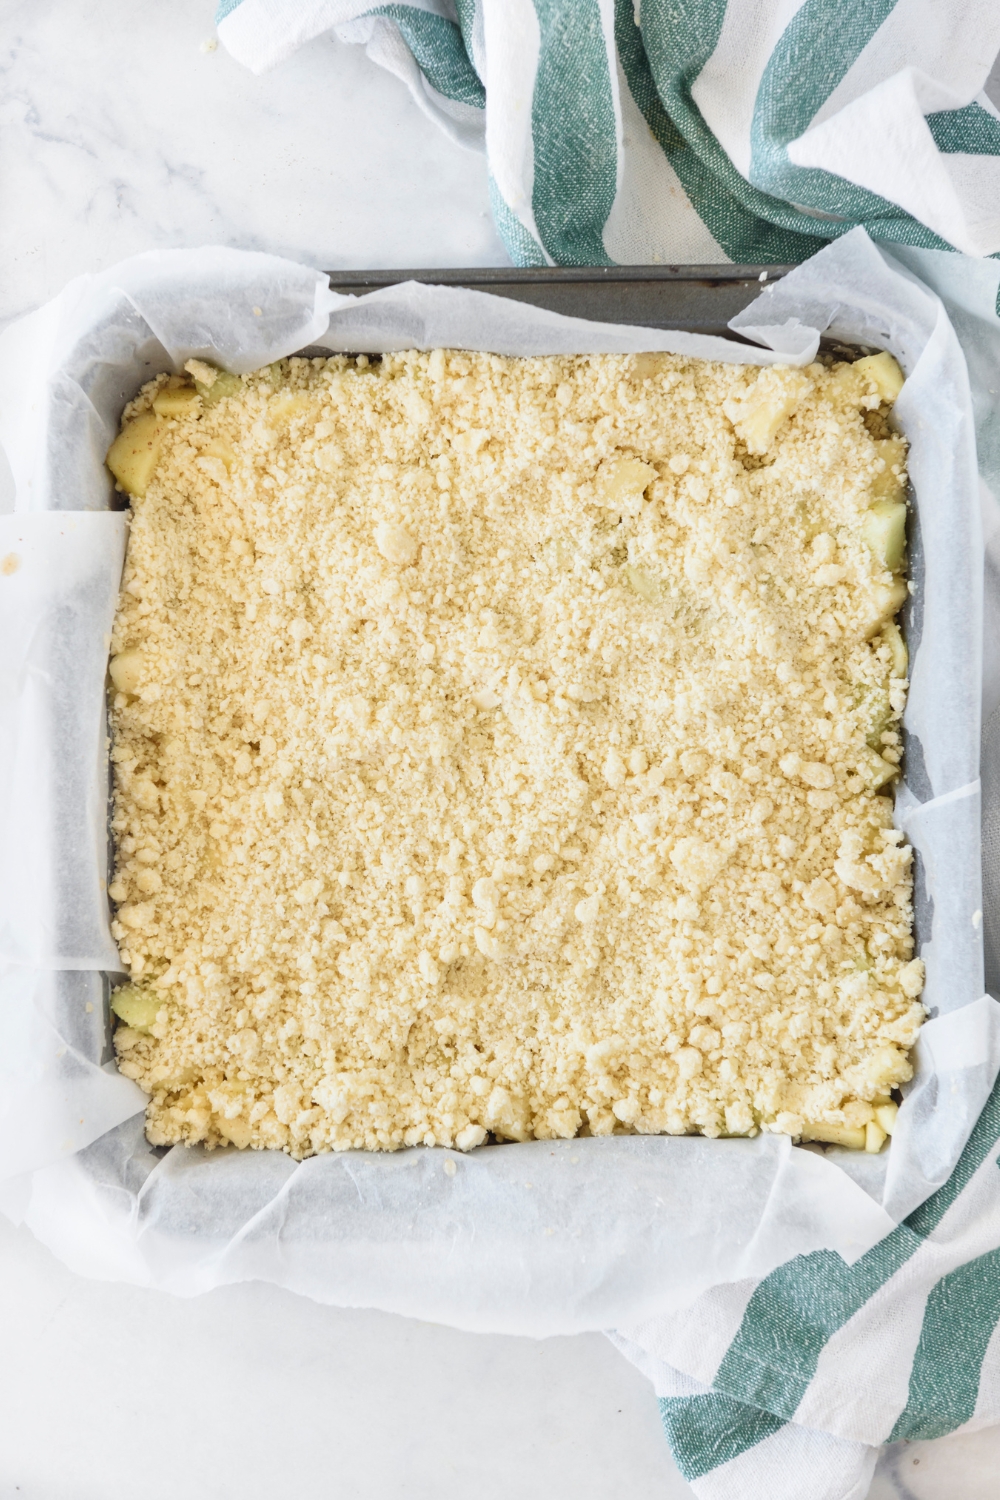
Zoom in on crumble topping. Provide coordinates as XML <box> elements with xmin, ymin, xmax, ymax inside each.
<box><xmin>106</xmin><ymin>347</ymin><xmax>920</xmax><ymax>1157</ymax></box>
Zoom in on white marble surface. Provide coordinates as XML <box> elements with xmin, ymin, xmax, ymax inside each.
<box><xmin>0</xmin><ymin>1215</ymin><xmax>686</xmax><ymax>1500</ymax></box>
<box><xmin>0</xmin><ymin>0</ymin><xmax>507</xmax><ymax>334</ymax></box>
<box><xmin>2</xmin><ymin>3</ymin><xmax>1000</xmax><ymax>1495</ymax></box>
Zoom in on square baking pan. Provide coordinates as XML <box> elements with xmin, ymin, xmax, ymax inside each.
<box><xmin>1</xmin><ymin>243</ymin><xmax>982</xmax><ymax>1325</ymax></box>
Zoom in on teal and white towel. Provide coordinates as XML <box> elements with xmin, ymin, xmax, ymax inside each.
<box><xmin>611</xmin><ymin>1075</ymin><xmax>1000</xmax><ymax>1498</ymax></box>
<box><xmin>214</xmin><ymin>8</ymin><xmax>1000</xmax><ymax>1495</ymax></box>
<box><xmin>216</xmin><ymin>0</ymin><xmax>1000</xmax><ymax>267</ymax></box>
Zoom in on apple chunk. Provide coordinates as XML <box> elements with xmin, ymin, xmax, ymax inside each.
<box><xmin>106</xmin><ymin>411</ymin><xmax>164</xmax><ymax>497</ymax></box>
<box><xmin>854</xmin><ymin>351</ymin><xmax>905</xmax><ymax>404</ymax></box>
<box><xmin>863</xmin><ymin>499</ymin><xmax>907</xmax><ymax>573</ymax></box>
<box><xmin>110</xmin><ymin>984</ymin><xmax>161</xmax><ymax>1032</ymax></box>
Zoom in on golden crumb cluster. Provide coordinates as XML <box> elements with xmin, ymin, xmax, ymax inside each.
<box><xmin>106</xmin><ymin>346</ymin><xmax>922</xmax><ymax>1158</ymax></box>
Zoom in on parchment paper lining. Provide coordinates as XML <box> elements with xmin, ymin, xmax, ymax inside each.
<box><xmin>0</xmin><ymin>231</ymin><xmax>994</xmax><ymax>1334</ymax></box>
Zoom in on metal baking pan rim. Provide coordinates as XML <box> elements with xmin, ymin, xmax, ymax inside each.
<box><xmin>323</xmin><ymin>263</ymin><xmax>795</xmax><ymax>286</ymax></box>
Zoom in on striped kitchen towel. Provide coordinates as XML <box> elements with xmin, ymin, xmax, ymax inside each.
<box><xmin>611</xmin><ymin>1069</ymin><xmax>1000</xmax><ymax>1498</ymax></box>
<box><xmin>216</xmin><ymin>0</ymin><xmax>1000</xmax><ymax>268</ymax></box>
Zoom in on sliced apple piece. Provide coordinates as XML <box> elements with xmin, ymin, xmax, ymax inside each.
<box><xmin>110</xmin><ymin>983</ymin><xmax>161</xmax><ymax>1033</ymax></box>
<box><xmin>595</xmin><ymin>456</ymin><xmax>656</xmax><ymax>515</ymax></box>
<box><xmin>106</xmin><ymin>411</ymin><xmax>164</xmax><ymax>497</ymax></box>
<box><xmin>871</xmin><ymin>435</ymin><xmax>907</xmax><ymax>500</ymax></box>
<box><xmin>859</xmin><ymin>684</ymin><xmax>893</xmax><ymax>750</ymax></box>
<box><xmin>191</xmin><ymin>368</ymin><xmax>242</xmax><ymax>406</ymax></box>
<box><xmin>152</xmin><ymin>384</ymin><xmax>201</xmax><ymax>418</ymax></box>
<box><xmin>863</xmin><ymin>499</ymin><xmax>907</xmax><ymax>573</ymax></box>
<box><xmin>856</xmin><ymin>745</ymin><xmax>899</xmax><ymax>789</ymax></box>
<box><xmin>800</xmin><ymin>1121</ymin><xmax>867</xmax><ymax>1150</ymax></box>
<box><xmin>863</xmin><ymin>578</ymin><xmax>908</xmax><ymax>638</ymax></box>
<box><xmin>881</xmin><ymin>620</ymin><xmax>908</xmax><ymax>678</ymax></box>
<box><xmin>109</xmin><ymin>648</ymin><xmax>146</xmax><ymax>695</ymax></box>
<box><xmin>854</xmin><ymin>351</ymin><xmax>905</xmax><ymax>404</ymax></box>
<box><xmin>724</xmin><ymin>367</ymin><xmax>813</xmax><ymax>455</ymax></box>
